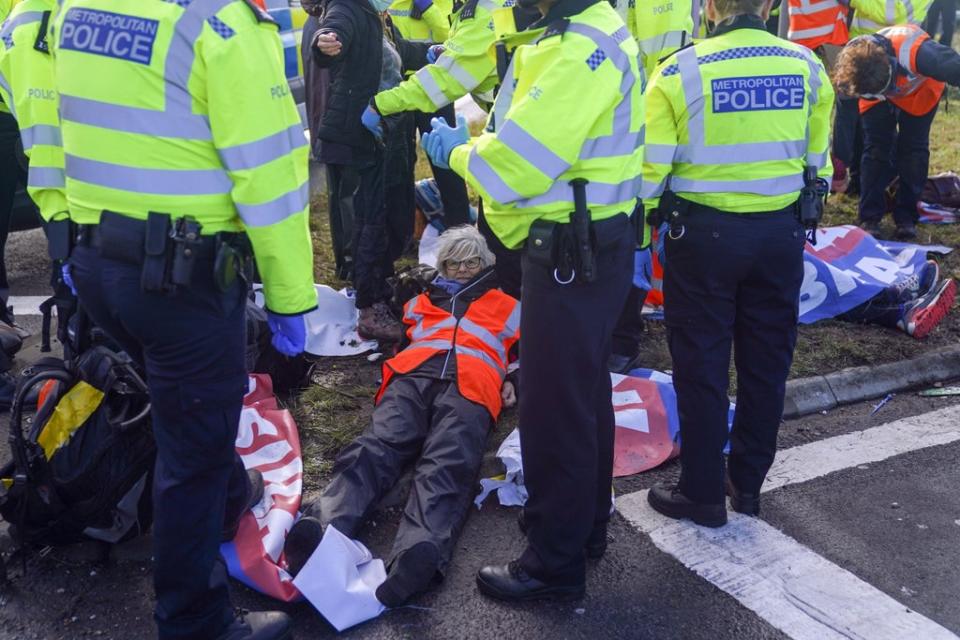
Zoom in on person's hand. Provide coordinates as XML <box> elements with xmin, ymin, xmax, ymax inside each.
<box><xmin>313</xmin><ymin>31</ymin><xmax>342</xmax><ymax>57</ymax></box>
<box><xmin>267</xmin><ymin>312</ymin><xmax>307</xmax><ymax>357</ymax></box>
<box><xmin>500</xmin><ymin>380</ymin><xmax>516</xmax><ymax>409</ymax></box>
<box><xmin>61</xmin><ymin>262</ymin><xmax>77</xmax><ymax>296</ymax></box>
<box><xmin>426</xmin><ymin>44</ymin><xmax>445</xmax><ymax>63</ymax></box>
<box><xmin>420</xmin><ymin>113</ymin><xmax>468</xmax><ymax>169</ymax></box>
<box><xmin>361</xmin><ymin>103</ymin><xmax>384</xmax><ymax>143</ymax></box>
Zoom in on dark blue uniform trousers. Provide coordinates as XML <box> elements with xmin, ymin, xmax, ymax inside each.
<box><xmin>860</xmin><ymin>101</ymin><xmax>938</xmax><ymax>226</ymax></box>
<box><xmin>71</xmin><ymin>245</ymin><xmax>250</xmax><ymax>640</ymax></box>
<box><xmin>518</xmin><ymin>214</ymin><xmax>633</xmax><ymax>584</ymax></box>
<box><xmin>663</xmin><ymin>207</ymin><xmax>805</xmax><ymax>505</ymax></box>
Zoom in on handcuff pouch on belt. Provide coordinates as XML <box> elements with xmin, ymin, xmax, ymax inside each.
<box><xmin>646</xmin><ymin>190</ymin><xmax>688</xmax><ymax>240</ymax></box>
<box><xmin>526</xmin><ymin>179</ymin><xmax>597</xmax><ymax>285</ymax></box>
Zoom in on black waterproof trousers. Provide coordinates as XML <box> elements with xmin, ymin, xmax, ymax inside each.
<box><xmin>309</xmin><ymin>376</ymin><xmax>491</xmax><ymax>584</ymax></box>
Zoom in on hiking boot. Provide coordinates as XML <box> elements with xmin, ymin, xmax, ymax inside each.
<box><xmin>222</xmin><ymin>469</ymin><xmax>265</xmax><ymax>541</ymax></box>
<box><xmin>897</xmin><ymin>278</ymin><xmax>957</xmax><ymax>339</ymax></box>
<box><xmin>894</xmin><ymin>223</ymin><xmax>918</xmax><ymax>241</ymax></box>
<box><xmin>374</xmin><ymin>542</ymin><xmax>440</xmax><ymax>608</ymax></box>
<box><xmin>358</xmin><ymin>302</ymin><xmax>403</xmax><ymax>343</ymax></box>
<box><xmin>859</xmin><ymin>219</ymin><xmax>882</xmax><ymax>236</ymax></box>
<box><xmin>216</xmin><ymin>610</ymin><xmax>293</xmax><ymax>640</ymax></box>
<box><xmin>283</xmin><ymin>516</ymin><xmax>324</xmax><ymax>578</ymax></box>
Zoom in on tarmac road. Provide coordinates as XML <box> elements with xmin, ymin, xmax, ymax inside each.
<box><xmin>0</xmin><ymin>233</ymin><xmax>958</xmax><ymax>640</ymax></box>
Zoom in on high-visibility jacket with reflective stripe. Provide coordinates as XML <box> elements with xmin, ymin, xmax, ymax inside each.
<box><xmin>0</xmin><ymin>0</ymin><xmax>67</xmax><ymax>221</ymax></box>
<box><xmin>50</xmin><ymin>0</ymin><xmax>316</xmax><ymax>315</ymax></box>
<box><xmin>388</xmin><ymin>0</ymin><xmax>451</xmax><ymax>45</ymax></box>
<box><xmin>642</xmin><ymin>24</ymin><xmax>834</xmax><ymax>214</ymax></box>
<box><xmin>849</xmin><ymin>0</ymin><xmax>930</xmax><ymax>36</ymax></box>
<box><xmin>633</xmin><ymin>0</ymin><xmax>696</xmax><ymax>77</ymax></box>
<box><xmin>375</xmin><ymin>0</ymin><xmax>507</xmax><ymax>115</ymax></box>
<box><xmin>858</xmin><ymin>25</ymin><xmax>943</xmax><ymax>116</ymax></box>
<box><xmin>449</xmin><ymin>1</ymin><xmax>648</xmax><ymax>250</ymax></box>
<box><xmin>787</xmin><ymin>0</ymin><xmax>849</xmax><ymax>49</ymax></box>
<box><xmin>376</xmin><ymin>287</ymin><xmax>520</xmax><ymax>419</ymax></box>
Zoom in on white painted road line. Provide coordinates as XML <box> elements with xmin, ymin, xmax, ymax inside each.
<box><xmin>618</xmin><ymin>405</ymin><xmax>960</xmax><ymax>640</ymax></box>
<box><xmin>8</xmin><ymin>295</ymin><xmax>48</xmax><ymax>317</ymax></box>
<box><xmin>618</xmin><ymin>493</ymin><xmax>958</xmax><ymax>640</ymax></box>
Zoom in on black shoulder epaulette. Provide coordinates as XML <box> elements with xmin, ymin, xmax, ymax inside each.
<box><xmin>459</xmin><ymin>0</ymin><xmax>480</xmax><ymax>20</ymax></box>
<box><xmin>537</xmin><ymin>18</ymin><xmax>568</xmax><ymax>42</ymax></box>
<box><xmin>453</xmin><ymin>0</ymin><xmax>465</xmax><ymax>13</ymax></box>
<box><xmin>241</xmin><ymin>0</ymin><xmax>278</xmax><ymax>24</ymax></box>
<box><xmin>33</xmin><ymin>11</ymin><xmax>51</xmax><ymax>54</ymax></box>
<box><xmin>657</xmin><ymin>40</ymin><xmax>693</xmax><ymax>65</ymax></box>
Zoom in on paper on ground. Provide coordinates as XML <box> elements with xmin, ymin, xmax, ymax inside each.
<box><xmin>474</xmin><ymin>429</ymin><xmax>526</xmax><ymax>508</ymax></box>
<box><xmin>292</xmin><ymin>524</ymin><xmax>386</xmax><ymax>632</ymax></box>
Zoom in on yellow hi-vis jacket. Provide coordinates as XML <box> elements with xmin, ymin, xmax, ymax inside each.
<box><xmin>633</xmin><ymin>0</ymin><xmax>697</xmax><ymax>77</ymax></box>
<box><xmin>642</xmin><ymin>17</ymin><xmax>834</xmax><ymax>214</ymax></box>
<box><xmin>0</xmin><ymin>0</ymin><xmax>67</xmax><ymax>221</ymax></box>
<box><xmin>51</xmin><ymin>0</ymin><xmax>316</xmax><ymax>315</ymax></box>
<box><xmin>449</xmin><ymin>1</ymin><xmax>648</xmax><ymax>249</ymax></box>
<box><xmin>388</xmin><ymin>0</ymin><xmax>451</xmax><ymax>45</ymax></box>
<box><xmin>375</xmin><ymin>0</ymin><xmax>510</xmax><ymax>115</ymax></box>
<box><xmin>849</xmin><ymin>0</ymin><xmax>931</xmax><ymax>36</ymax></box>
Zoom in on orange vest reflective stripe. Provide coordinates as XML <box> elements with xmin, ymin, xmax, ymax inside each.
<box><xmin>787</xmin><ymin>0</ymin><xmax>849</xmax><ymax>49</ymax></box>
<box><xmin>858</xmin><ymin>25</ymin><xmax>944</xmax><ymax>116</ymax></box>
<box><xmin>375</xmin><ymin>288</ymin><xmax>521</xmax><ymax>419</ymax></box>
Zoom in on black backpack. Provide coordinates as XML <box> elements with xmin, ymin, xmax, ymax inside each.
<box><xmin>0</xmin><ymin>343</ymin><xmax>155</xmax><ymax>549</ymax></box>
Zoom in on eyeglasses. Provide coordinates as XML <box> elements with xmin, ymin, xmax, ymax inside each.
<box><xmin>443</xmin><ymin>257</ymin><xmax>481</xmax><ymax>271</ymax></box>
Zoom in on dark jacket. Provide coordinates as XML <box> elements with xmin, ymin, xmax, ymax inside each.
<box><xmin>313</xmin><ymin>0</ymin><xmax>383</xmax><ymax>164</ymax></box>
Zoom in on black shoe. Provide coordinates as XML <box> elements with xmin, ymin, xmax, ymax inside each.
<box><xmin>647</xmin><ymin>485</ymin><xmax>727</xmax><ymax>528</ymax></box>
<box><xmin>375</xmin><ymin>542</ymin><xmax>440</xmax><ymax>608</ymax></box>
<box><xmin>607</xmin><ymin>352</ymin><xmax>642</xmax><ymax>375</ymax></box>
<box><xmin>476</xmin><ymin>562</ymin><xmax>585</xmax><ymax>603</ymax></box>
<box><xmin>724</xmin><ymin>477</ymin><xmax>760</xmax><ymax>516</ymax></box>
<box><xmin>283</xmin><ymin>516</ymin><xmax>324</xmax><ymax>578</ymax></box>
<box><xmin>216</xmin><ymin>610</ymin><xmax>293</xmax><ymax>640</ymax></box>
<box><xmin>222</xmin><ymin>470</ymin><xmax>266</xmax><ymax>541</ymax></box>
<box><xmin>859</xmin><ymin>219</ymin><xmax>882</xmax><ymax>236</ymax></box>
<box><xmin>894</xmin><ymin>223</ymin><xmax>917</xmax><ymax>240</ymax></box>
<box><xmin>517</xmin><ymin>509</ymin><xmax>606</xmax><ymax>559</ymax></box>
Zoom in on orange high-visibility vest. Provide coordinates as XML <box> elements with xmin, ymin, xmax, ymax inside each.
<box><xmin>375</xmin><ymin>289</ymin><xmax>520</xmax><ymax>419</ymax></box>
<box><xmin>787</xmin><ymin>0</ymin><xmax>849</xmax><ymax>49</ymax></box>
<box><xmin>858</xmin><ymin>24</ymin><xmax>944</xmax><ymax>116</ymax></box>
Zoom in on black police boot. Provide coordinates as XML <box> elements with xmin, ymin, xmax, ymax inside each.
<box><xmin>725</xmin><ymin>477</ymin><xmax>760</xmax><ymax>516</ymax></box>
<box><xmin>859</xmin><ymin>219</ymin><xmax>882</xmax><ymax>237</ymax></box>
<box><xmin>476</xmin><ymin>561</ymin><xmax>585</xmax><ymax>602</ymax></box>
<box><xmin>375</xmin><ymin>542</ymin><xmax>440</xmax><ymax>608</ymax></box>
<box><xmin>647</xmin><ymin>484</ymin><xmax>727</xmax><ymax>528</ymax></box>
<box><xmin>216</xmin><ymin>610</ymin><xmax>293</xmax><ymax>640</ymax></box>
<box><xmin>517</xmin><ymin>509</ymin><xmax>606</xmax><ymax>559</ymax></box>
<box><xmin>222</xmin><ymin>469</ymin><xmax>265</xmax><ymax>541</ymax></box>
<box><xmin>894</xmin><ymin>223</ymin><xmax>917</xmax><ymax>240</ymax></box>
<box><xmin>283</xmin><ymin>516</ymin><xmax>325</xmax><ymax>578</ymax></box>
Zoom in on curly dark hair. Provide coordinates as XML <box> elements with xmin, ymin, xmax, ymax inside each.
<box><xmin>833</xmin><ymin>38</ymin><xmax>892</xmax><ymax>97</ymax></box>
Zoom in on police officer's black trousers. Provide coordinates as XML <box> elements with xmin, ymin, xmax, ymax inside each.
<box><xmin>860</xmin><ymin>101</ymin><xmax>938</xmax><ymax>226</ymax></box>
<box><xmin>663</xmin><ymin>207</ymin><xmax>805</xmax><ymax>504</ymax></box>
<box><xmin>307</xmin><ymin>375</ymin><xmax>491</xmax><ymax>592</ymax></box>
<box><xmin>518</xmin><ymin>214</ymin><xmax>633</xmax><ymax>584</ymax></box>
<box><xmin>414</xmin><ymin>105</ymin><xmax>471</xmax><ymax>227</ymax></box>
<box><xmin>70</xmin><ymin>245</ymin><xmax>251</xmax><ymax>640</ymax></box>
<box><xmin>477</xmin><ymin>199</ymin><xmax>522</xmax><ymax>299</ymax></box>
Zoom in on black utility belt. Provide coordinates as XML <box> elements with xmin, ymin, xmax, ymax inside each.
<box><xmin>76</xmin><ymin>211</ymin><xmax>251</xmax><ymax>294</ymax></box>
<box><xmin>526</xmin><ymin>211</ymin><xmax>634</xmax><ymax>285</ymax></box>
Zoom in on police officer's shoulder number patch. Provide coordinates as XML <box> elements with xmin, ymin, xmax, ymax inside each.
<box><xmin>459</xmin><ymin>0</ymin><xmax>479</xmax><ymax>20</ymax></box>
<box><xmin>537</xmin><ymin>17</ymin><xmax>568</xmax><ymax>42</ymax></box>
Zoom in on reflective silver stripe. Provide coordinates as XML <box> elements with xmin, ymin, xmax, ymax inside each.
<box><xmin>640</xmin><ymin>177</ymin><xmax>668</xmax><ymax>199</ymax></box>
<box><xmin>806</xmin><ymin>149</ymin><xmax>829</xmax><ymax>168</ymax></box>
<box><xmin>566</xmin><ymin>24</ymin><xmax>633</xmax><ymax>74</ymax></box>
<box><xmin>691</xmin><ymin>0</ymin><xmax>701</xmax><ymax>39</ymax></box>
<box><xmin>455</xmin><ymin>344</ymin><xmax>506</xmax><ymax>377</ymax></box>
<box><xmin>497</xmin><ymin>120</ymin><xmax>569</xmax><ymax>179</ymax></box>
<box><xmin>467</xmin><ymin>148</ymin><xmax>524</xmax><ymax>203</ymax></box>
<box><xmin>65</xmin><ymin>154</ymin><xmax>233</xmax><ymax>196</ymax></box>
<box><xmin>676</xmin><ymin>139</ymin><xmax>808</xmax><ymax>164</ymax></box>
<box><xmin>20</xmin><ymin>124</ymin><xmax>63</xmax><ymax>152</ymax></box>
<box><xmin>0</xmin><ymin>69</ymin><xmax>16</xmax><ymax>119</ymax></box>
<box><xmin>0</xmin><ymin>11</ymin><xmax>42</xmax><ymax>39</ymax></box>
<box><xmin>789</xmin><ymin>22</ymin><xmax>840</xmax><ymax>39</ymax></box>
<box><xmin>59</xmin><ymin>95</ymin><xmax>213</xmax><ymax>140</ymax></box>
<box><xmin>670</xmin><ymin>174</ymin><xmax>804</xmax><ymax>195</ymax></box>
<box><xmin>898</xmin><ymin>27</ymin><xmax>924</xmax><ymax>71</ymax></box>
<box><xmin>516</xmin><ymin>175</ymin><xmax>642</xmax><ymax>208</ymax></box>
<box><xmin>27</xmin><ymin>166</ymin><xmax>65</xmax><ymax>189</ymax></box>
<box><xmin>636</xmin><ymin>30</ymin><xmax>687</xmax><ymax>55</ymax></box>
<box><xmin>218</xmin><ymin>125</ymin><xmax>305</xmax><ymax>172</ymax></box>
<box><xmin>800</xmin><ymin>47</ymin><xmax>824</xmax><ymax>169</ymax></box>
<box><xmin>404</xmin><ymin>305</ymin><xmax>456</xmax><ymax>342</ymax></box>
<box><xmin>903</xmin><ymin>0</ymin><xmax>919</xmax><ymax>22</ymax></box>
<box><xmin>496</xmin><ymin>302</ymin><xmax>521</xmax><ymax>344</ymax></box>
<box><xmin>165</xmin><ymin>0</ymin><xmax>234</xmax><ymax>114</ymax></box>
<box><xmin>236</xmin><ymin>181</ymin><xmax>310</xmax><ymax>227</ymax></box>
<box><xmin>581</xmin><ymin>128</ymin><xmax>643</xmax><ymax>159</ymax></box>
<box><xmin>401</xmin><ymin>338</ymin><xmax>455</xmax><ymax>355</ymax></box>
<box><xmin>388</xmin><ymin>8</ymin><xmax>411</xmax><ymax>17</ymax></box>
<box><xmin>644</xmin><ymin>143</ymin><xmax>676</xmax><ymax>164</ymax></box>
<box><xmin>490</xmin><ymin>55</ymin><xmax>517</xmax><ymax>134</ymax></box>
<box><xmin>792</xmin><ymin>0</ymin><xmax>840</xmax><ymax>15</ymax></box>
<box><xmin>887</xmin><ymin>0</ymin><xmax>897</xmax><ymax>22</ymax></box>
<box><xmin>436</xmin><ymin>54</ymin><xmax>482</xmax><ymax>92</ymax></box>
<box><xmin>458</xmin><ymin>317</ymin><xmax>507</xmax><ymax>366</ymax></box>
<box><xmin>677</xmin><ymin>46</ymin><xmax>705</xmax><ymax>142</ymax></box>
<box><xmin>852</xmin><ymin>15</ymin><xmax>885</xmax><ymax>31</ymax></box>
<box><xmin>415</xmin><ymin>66</ymin><xmax>450</xmax><ymax>109</ymax></box>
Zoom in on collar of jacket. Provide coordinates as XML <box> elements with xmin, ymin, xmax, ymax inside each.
<box><xmin>426</xmin><ymin>267</ymin><xmax>500</xmax><ymax>309</ymax></box>
<box><xmin>532</xmin><ymin>0</ymin><xmax>602</xmax><ymax>31</ymax></box>
<box><xmin>710</xmin><ymin>13</ymin><xmax>768</xmax><ymax>37</ymax></box>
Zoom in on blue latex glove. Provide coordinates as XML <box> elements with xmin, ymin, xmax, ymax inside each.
<box><xmin>420</xmin><ymin>113</ymin><xmax>468</xmax><ymax>169</ymax></box>
<box><xmin>633</xmin><ymin>248</ymin><xmax>653</xmax><ymax>290</ymax></box>
<box><xmin>426</xmin><ymin>44</ymin><xmax>445</xmax><ymax>64</ymax></box>
<box><xmin>267</xmin><ymin>312</ymin><xmax>307</xmax><ymax>357</ymax></box>
<box><xmin>361</xmin><ymin>104</ymin><xmax>384</xmax><ymax>143</ymax></box>
<box><xmin>61</xmin><ymin>262</ymin><xmax>77</xmax><ymax>296</ymax></box>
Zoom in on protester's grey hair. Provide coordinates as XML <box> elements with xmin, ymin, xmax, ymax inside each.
<box><xmin>435</xmin><ymin>225</ymin><xmax>496</xmax><ymax>270</ymax></box>
<box><xmin>713</xmin><ymin>0</ymin><xmax>767</xmax><ymax>21</ymax></box>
